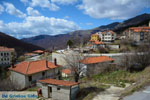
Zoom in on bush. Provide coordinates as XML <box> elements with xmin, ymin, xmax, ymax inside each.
<box><xmin>98</xmin><ymin>47</ymin><xmax>109</xmax><ymax>53</ymax></box>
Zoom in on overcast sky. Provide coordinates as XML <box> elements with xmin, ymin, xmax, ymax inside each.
<box><xmin>0</xmin><ymin>0</ymin><xmax>150</xmax><ymax>38</ymax></box>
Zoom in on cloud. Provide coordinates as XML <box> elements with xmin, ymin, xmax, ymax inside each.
<box><xmin>64</xmin><ymin>16</ymin><xmax>70</xmax><ymax>19</ymax></box>
<box><xmin>78</xmin><ymin>0</ymin><xmax>150</xmax><ymax>19</ymax></box>
<box><xmin>0</xmin><ymin>4</ymin><xmax>4</xmax><ymax>14</ymax></box>
<box><xmin>3</xmin><ymin>2</ymin><xmax>26</xmax><ymax>18</ymax></box>
<box><xmin>20</xmin><ymin>0</ymin><xmax>29</xmax><ymax>4</ymax></box>
<box><xmin>26</xmin><ymin>7</ymin><xmax>40</xmax><ymax>16</ymax></box>
<box><xmin>31</xmin><ymin>0</ymin><xmax>59</xmax><ymax>11</ymax></box>
<box><xmin>51</xmin><ymin>0</ymin><xmax>78</xmax><ymax>5</ymax></box>
<box><xmin>0</xmin><ymin>16</ymin><xmax>80</xmax><ymax>38</ymax></box>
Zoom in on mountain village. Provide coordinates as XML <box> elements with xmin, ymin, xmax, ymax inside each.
<box><xmin>1</xmin><ymin>20</ymin><xmax>150</xmax><ymax>100</ymax></box>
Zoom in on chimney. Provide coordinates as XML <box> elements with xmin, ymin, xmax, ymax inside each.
<box><xmin>54</xmin><ymin>58</ymin><xmax>57</xmax><ymax>66</ymax></box>
<box><xmin>46</xmin><ymin>60</ymin><xmax>48</xmax><ymax>68</ymax></box>
<box><xmin>11</xmin><ymin>63</ymin><xmax>15</xmax><ymax>68</ymax></box>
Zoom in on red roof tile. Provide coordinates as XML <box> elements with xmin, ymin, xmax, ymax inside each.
<box><xmin>39</xmin><ymin>78</ymin><xmax>79</xmax><ymax>86</ymax></box>
<box><xmin>0</xmin><ymin>46</ymin><xmax>15</xmax><ymax>52</ymax></box>
<box><xmin>80</xmin><ymin>56</ymin><xmax>114</xmax><ymax>64</ymax></box>
<box><xmin>9</xmin><ymin>60</ymin><xmax>60</xmax><ymax>75</ymax></box>
<box><xmin>62</xmin><ymin>69</ymin><xmax>71</xmax><ymax>75</ymax></box>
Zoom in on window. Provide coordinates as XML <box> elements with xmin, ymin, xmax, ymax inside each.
<box><xmin>57</xmin><ymin>86</ymin><xmax>60</xmax><ymax>90</ymax></box>
<box><xmin>42</xmin><ymin>72</ymin><xmax>45</xmax><ymax>76</ymax></box>
<box><xmin>1</xmin><ymin>53</ymin><xmax>3</xmax><ymax>56</ymax></box>
<box><xmin>29</xmin><ymin>76</ymin><xmax>32</xmax><ymax>81</ymax></box>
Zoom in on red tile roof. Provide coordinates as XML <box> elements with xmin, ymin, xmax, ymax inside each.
<box><xmin>9</xmin><ymin>60</ymin><xmax>60</xmax><ymax>75</ymax></box>
<box><xmin>33</xmin><ymin>50</ymin><xmax>44</xmax><ymax>53</ymax></box>
<box><xmin>24</xmin><ymin>53</ymin><xmax>35</xmax><ymax>56</ymax></box>
<box><xmin>101</xmin><ymin>30</ymin><xmax>115</xmax><ymax>34</ymax></box>
<box><xmin>0</xmin><ymin>46</ymin><xmax>15</xmax><ymax>52</ymax></box>
<box><xmin>80</xmin><ymin>56</ymin><xmax>114</xmax><ymax>64</ymax></box>
<box><xmin>94</xmin><ymin>41</ymin><xmax>104</xmax><ymax>45</ymax></box>
<box><xmin>91</xmin><ymin>34</ymin><xmax>99</xmax><ymax>36</ymax></box>
<box><xmin>129</xmin><ymin>27</ymin><xmax>150</xmax><ymax>32</ymax></box>
<box><xmin>62</xmin><ymin>69</ymin><xmax>71</xmax><ymax>75</ymax></box>
<box><xmin>39</xmin><ymin>78</ymin><xmax>79</xmax><ymax>86</ymax></box>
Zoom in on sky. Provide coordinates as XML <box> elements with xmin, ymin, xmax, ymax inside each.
<box><xmin>0</xmin><ymin>0</ymin><xmax>150</xmax><ymax>39</ymax></box>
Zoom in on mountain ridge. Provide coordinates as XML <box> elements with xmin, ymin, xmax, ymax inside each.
<box><xmin>21</xmin><ymin>13</ymin><xmax>150</xmax><ymax>50</ymax></box>
<box><xmin>0</xmin><ymin>32</ymin><xmax>44</xmax><ymax>56</ymax></box>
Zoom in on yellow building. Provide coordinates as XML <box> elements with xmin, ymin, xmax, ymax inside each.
<box><xmin>90</xmin><ymin>34</ymin><xmax>100</xmax><ymax>42</ymax></box>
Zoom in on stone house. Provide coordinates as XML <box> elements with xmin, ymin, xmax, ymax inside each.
<box><xmin>123</xmin><ymin>27</ymin><xmax>150</xmax><ymax>42</ymax></box>
<box><xmin>9</xmin><ymin>59</ymin><xmax>61</xmax><ymax>89</ymax></box>
<box><xmin>80</xmin><ymin>56</ymin><xmax>114</xmax><ymax>76</ymax></box>
<box><xmin>0</xmin><ymin>46</ymin><xmax>16</xmax><ymax>67</ymax></box>
<box><xmin>38</xmin><ymin>78</ymin><xmax>80</xmax><ymax>100</ymax></box>
<box><xmin>91</xmin><ymin>41</ymin><xmax>105</xmax><ymax>50</ymax></box>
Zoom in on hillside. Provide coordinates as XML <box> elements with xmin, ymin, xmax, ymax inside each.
<box><xmin>0</xmin><ymin>32</ymin><xmax>44</xmax><ymax>55</ymax></box>
<box><xmin>21</xmin><ymin>13</ymin><xmax>150</xmax><ymax>50</ymax></box>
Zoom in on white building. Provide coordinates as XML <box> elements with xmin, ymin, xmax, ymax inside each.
<box><xmin>97</xmin><ymin>30</ymin><xmax>117</xmax><ymax>42</ymax></box>
<box><xmin>9</xmin><ymin>59</ymin><xmax>61</xmax><ymax>89</ymax></box>
<box><xmin>0</xmin><ymin>46</ymin><xmax>15</xmax><ymax>66</ymax></box>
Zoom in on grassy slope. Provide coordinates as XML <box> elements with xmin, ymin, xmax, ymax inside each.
<box><xmin>80</xmin><ymin>67</ymin><xmax>150</xmax><ymax>100</ymax></box>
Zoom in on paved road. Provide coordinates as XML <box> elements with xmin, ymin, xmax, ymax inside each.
<box><xmin>123</xmin><ymin>86</ymin><xmax>150</xmax><ymax>100</ymax></box>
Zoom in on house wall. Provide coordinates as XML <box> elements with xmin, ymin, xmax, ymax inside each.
<box><xmin>98</xmin><ymin>32</ymin><xmax>116</xmax><ymax>42</ymax></box>
<box><xmin>52</xmin><ymin>53</ymin><xmax>67</xmax><ymax>66</ymax></box>
<box><xmin>10</xmin><ymin>68</ymin><xmax>60</xmax><ymax>89</ymax></box>
<box><xmin>50</xmin><ymin>85</ymin><xmax>70</xmax><ymax>100</ymax></box>
<box><xmin>39</xmin><ymin>83</ymin><xmax>79</xmax><ymax>100</ymax></box>
<box><xmin>62</xmin><ymin>72</ymin><xmax>68</xmax><ymax>77</ymax></box>
<box><xmin>86</xmin><ymin>61</ymin><xmax>113</xmax><ymax>76</ymax></box>
<box><xmin>71</xmin><ymin>85</ymin><xmax>80</xmax><ymax>100</ymax></box>
<box><xmin>41</xmin><ymin>85</ymin><xmax>49</xmax><ymax>98</ymax></box>
<box><xmin>26</xmin><ymin>68</ymin><xmax>60</xmax><ymax>87</ymax></box>
<box><xmin>107</xmin><ymin>44</ymin><xmax>120</xmax><ymax>50</ymax></box>
<box><xmin>10</xmin><ymin>71</ymin><xmax>26</xmax><ymax>89</ymax></box>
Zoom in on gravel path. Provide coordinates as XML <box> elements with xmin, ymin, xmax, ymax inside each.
<box><xmin>93</xmin><ymin>86</ymin><xmax>125</xmax><ymax>100</ymax></box>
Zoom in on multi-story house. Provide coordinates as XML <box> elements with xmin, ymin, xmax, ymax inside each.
<box><xmin>123</xmin><ymin>27</ymin><xmax>150</xmax><ymax>42</ymax></box>
<box><xmin>0</xmin><ymin>46</ymin><xmax>15</xmax><ymax>66</ymax></box>
<box><xmin>9</xmin><ymin>59</ymin><xmax>61</xmax><ymax>89</ymax></box>
<box><xmin>97</xmin><ymin>30</ymin><xmax>117</xmax><ymax>42</ymax></box>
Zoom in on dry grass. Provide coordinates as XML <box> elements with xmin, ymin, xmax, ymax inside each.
<box><xmin>120</xmin><ymin>67</ymin><xmax>150</xmax><ymax>97</ymax></box>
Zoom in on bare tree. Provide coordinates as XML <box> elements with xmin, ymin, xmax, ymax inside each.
<box><xmin>121</xmin><ymin>43</ymin><xmax>150</xmax><ymax>72</ymax></box>
<box><xmin>64</xmin><ymin>52</ymin><xmax>85</xmax><ymax>82</ymax></box>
